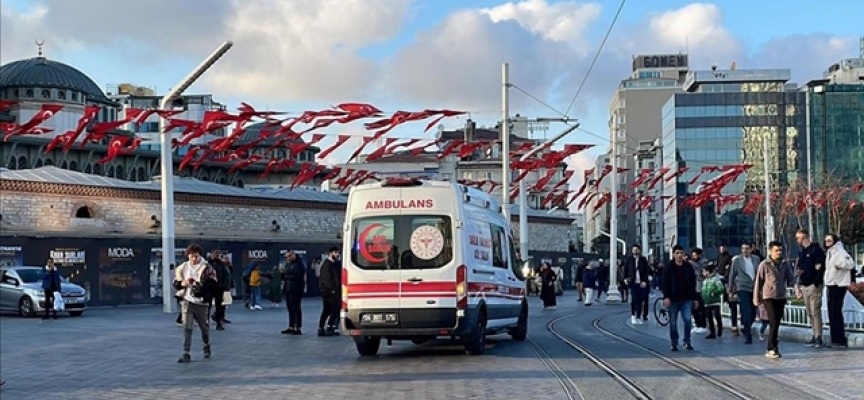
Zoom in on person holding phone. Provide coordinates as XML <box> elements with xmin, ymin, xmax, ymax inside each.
<box><xmin>173</xmin><ymin>243</ymin><xmax>218</xmax><ymax>363</ymax></box>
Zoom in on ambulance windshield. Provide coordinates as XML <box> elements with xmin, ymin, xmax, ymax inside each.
<box><xmin>351</xmin><ymin>215</ymin><xmax>453</xmax><ymax>270</ymax></box>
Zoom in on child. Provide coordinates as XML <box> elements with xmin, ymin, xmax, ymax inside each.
<box><xmin>248</xmin><ymin>264</ymin><xmax>262</xmax><ymax>310</ymax></box>
<box><xmin>701</xmin><ymin>264</ymin><xmax>725</xmax><ymax>339</ymax></box>
<box><xmin>758</xmin><ymin>303</ymin><xmax>769</xmax><ymax>341</ymax></box>
<box><xmin>582</xmin><ymin>262</ymin><xmax>597</xmax><ymax>306</ymax></box>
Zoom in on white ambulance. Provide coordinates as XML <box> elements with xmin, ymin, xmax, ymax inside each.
<box><xmin>341</xmin><ymin>178</ymin><xmax>528</xmax><ymax>356</ymax></box>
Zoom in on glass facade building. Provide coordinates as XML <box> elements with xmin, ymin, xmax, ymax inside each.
<box><xmin>662</xmin><ymin>70</ymin><xmax>806</xmax><ymax>256</ymax></box>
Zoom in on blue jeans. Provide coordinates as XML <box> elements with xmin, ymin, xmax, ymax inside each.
<box><xmin>668</xmin><ymin>300</ymin><xmax>693</xmax><ymax>346</ymax></box>
<box><xmin>250</xmin><ymin>286</ymin><xmax>261</xmax><ymax>307</ymax></box>
<box><xmin>630</xmin><ymin>285</ymin><xmax>650</xmax><ymax>319</ymax></box>
<box><xmin>737</xmin><ymin>291</ymin><xmax>755</xmax><ymax>339</ymax></box>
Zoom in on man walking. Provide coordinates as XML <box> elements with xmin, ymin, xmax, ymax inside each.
<box><xmin>754</xmin><ymin>241</ymin><xmax>798</xmax><ymax>359</ymax></box>
<box><xmin>625</xmin><ymin>244</ymin><xmax>650</xmax><ymax>325</ymax></box>
<box><xmin>209</xmin><ymin>249</ymin><xmax>231</xmax><ymax>331</ymax></box>
<box><xmin>173</xmin><ymin>243</ymin><xmax>219</xmax><ymax>363</ymax></box>
<box><xmin>690</xmin><ymin>248</ymin><xmax>708</xmax><ymax>334</ymax></box>
<box><xmin>318</xmin><ymin>246</ymin><xmax>342</xmax><ymax>337</ymax></box>
<box><xmin>795</xmin><ymin>229</ymin><xmax>826</xmax><ymax>348</ymax></box>
<box><xmin>662</xmin><ymin>245</ymin><xmax>699</xmax><ymax>352</ymax></box>
<box><xmin>728</xmin><ymin>242</ymin><xmax>760</xmax><ymax>343</ymax></box>
<box><xmin>280</xmin><ymin>250</ymin><xmax>306</xmax><ymax>335</ymax></box>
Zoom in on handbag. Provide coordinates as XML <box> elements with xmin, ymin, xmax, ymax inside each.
<box><xmin>222</xmin><ymin>290</ymin><xmax>233</xmax><ymax>306</ymax></box>
<box><xmin>54</xmin><ymin>293</ymin><xmax>65</xmax><ymax>311</ymax></box>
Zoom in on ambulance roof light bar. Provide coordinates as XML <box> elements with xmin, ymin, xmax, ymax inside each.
<box><xmin>381</xmin><ymin>177</ymin><xmax>423</xmax><ymax>187</ymax></box>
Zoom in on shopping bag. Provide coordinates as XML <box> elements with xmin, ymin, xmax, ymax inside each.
<box><xmin>54</xmin><ymin>293</ymin><xmax>65</xmax><ymax>311</ymax></box>
<box><xmin>223</xmin><ymin>291</ymin><xmax>233</xmax><ymax>306</ymax></box>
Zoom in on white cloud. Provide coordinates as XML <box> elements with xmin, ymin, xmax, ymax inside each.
<box><xmin>481</xmin><ymin>0</ymin><xmax>601</xmax><ymax>52</ymax></box>
<box><xmin>0</xmin><ymin>4</ymin><xmax>81</xmax><ymax>61</ymax></box>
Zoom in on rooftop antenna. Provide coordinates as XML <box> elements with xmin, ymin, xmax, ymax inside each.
<box><xmin>36</xmin><ymin>39</ymin><xmax>44</xmax><ymax>57</ymax></box>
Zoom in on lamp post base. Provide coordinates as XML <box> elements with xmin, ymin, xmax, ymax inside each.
<box><xmin>604</xmin><ymin>289</ymin><xmax>622</xmax><ymax>305</ymax></box>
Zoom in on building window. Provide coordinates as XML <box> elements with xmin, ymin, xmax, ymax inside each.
<box><xmin>25</xmin><ymin>89</ymin><xmax>34</xmax><ymax>97</ymax></box>
<box><xmin>44</xmin><ymin>158</ymin><xmax>54</xmax><ymax>166</ymax></box>
<box><xmin>69</xmin><ymin>161</ymin><xmax>78</xmax><ymax>171</ymax></box>
<box><xmin>93</xmin><ymin>163</ymin><xmax>101</xmax><ymax>175</ymax></box>
<box><xmin>58</xmin><ymin>90</ymin><xmax>66</xmax><ymax>100</ymax></box>
<box><xmin>7</xmin><ymin>156</ymin><xmax>17</xmax><ymax>170</ymax></box>
<box><xmin>138</xmin><ymin>167</ymin><xmax>146</xmax><ymax>181</ymax></box>
<box><xmin>116</xmin><ymin>165</ymin><xmax>124</xmax><ymax>179</ymax></box>
<box><xmin>35</xmin><ymin>159</ymin><xmax>43</xmax><ymax>168</ymax></box>
<box><xmin>75</xmin><ymin>206</ymin><xmax>95</xmax><ymax>218</ymax></box>
<box><xmin>84</xmin><ymin>164</ymin><xmax>92</xmax><ymax>174</ymax></box>
<box><xmin>41</xmin><ymin>89</ymin><xmax>51</xmax><ymax>99</ymax></box>
<box><xmin>13</xmin><ymin>89</ymin><xmax>19</xmax><ymax>97</ymax></box>
<box><xmin>71</xmin><ymin>92</ymin><xmax>78</xmax><ymax>101</ymax></box>
<box><xmin>18</xmin><ymin>157</ymin><xmax>27</xmax><ymax>169</ymax></box>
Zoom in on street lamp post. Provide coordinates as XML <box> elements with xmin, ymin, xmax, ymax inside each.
<box><xmin>160</xmin><ymin>41</ymin><xmax>233</xmax><ymax>313</ymax></box>
<box><xmin>501</xmin><ymin>63</ymin><xmax>511</xmax><ymax>222</ymax></box>
<box><xmin>606</xmin><ymin>129</ymin><xmax>622</xmax><ymax>304</ymax></box>
<box><xmin>517</xmin><ymin>124</ymin><xmax>579</xmax><ymax>259</ymax></box>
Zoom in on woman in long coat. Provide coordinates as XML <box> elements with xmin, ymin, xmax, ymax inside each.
<box><xmin>539</xmin><ymin>262</ymin><xmax>558</xmax><ymax>309</ymax></box>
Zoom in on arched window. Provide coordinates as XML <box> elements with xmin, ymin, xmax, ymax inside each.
<box><xmin>75</xmin><ymin>206</ymin><xmax>94</xmax><ymax>218</ymax></box>
<box><xmin>218</xmin><ymin>178</ymin><xmax>226</xmax><ymax>184</ymax></box>
<box><xmin>7</xmin><ymin>156</ymin><xmax>17</xmax><ymax>170</ymax></box>
<box><xmin>71</xmin><ymin>92</ymin><xmax>78</xmax><ymax>101</ymax></box>
<box><xmin>34</xmin><ymin>159</ymin><xmax>43</xmax><ymax>168</ymax></box>
<box><xmin>18</xmin><ymin>157</ymin><xmax>27</xmax><ymax>169</ymax></box>
<box><xmin>235</xmin><ymin>179</ymin><xmax>244</xmax><ymax>188</ymax></box>
<box><xmin>61</xmin><ymin>161</ymin><xmax>68</xmax><ymax>169</ymax></box>
<box><xmin>115</xmin><ymin>165</ymin><xmax>124</xmax><ymax>179</ymax></box>
<box><xmin>92</xmin><ymin>163</ymin><xmax>101</xmax><ymax>175</ymax></box>
<box><xmin>25</xmin><ymin>89</ymin><xmax>34</xmax><ymax>97</ymax></box>
<box><xmin>41</xmin><ymin>89</ymin><xmax>51</xmax><ymax>99</ymax></box>
<box><xmin>58</xmin><ymin>90</ymin><xmax>66</xmax><ymax>100</ymax></box>
<box><xmin>84</xmin><ymin>164</ymin><xmax>92</xmax><ymax>174</ymax></box>
<box><xmin>137</xmin><ymin>167</ymin><xmax>146</xmax><ymax>181</ymax></box>
<box><xmin>106</xmin><ymin>166</ymin><xmax>115</xmax><ymax>178</ymax></box>
<box><xmin>44</xmin><ymin>158</ymin><xmax>54</xmax><ymax>166</ymax></box>
<box><xmin>68</xmin><ymin>161</ymin><xmax>78</xmax><ymax>171</ymax></box>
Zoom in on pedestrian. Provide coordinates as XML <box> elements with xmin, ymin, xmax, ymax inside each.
<box><xmin>728</xmin><ymin>242</ymin><xmax>760</xmax><ymax>343</ymax></box>
<box><xmin>280</xmin><ymin>250</ymin><xmax>306</xmax><ymax>335</ymax></box>
<box><xmin>690</xmin><ymin>248</ymin><xmax>708</xmax><ymax>334</ymax></box>
<box><xmin>625</xmin><ymin>244</ymin><xmax>651</xmax><ymax>325</ymax></box>
<box><xmin>248</xmin><ymin>263</ymin><xmax>262</xmax><ymax>310</ymax></box>
<box><xmin>823</xmin><ymin>233</ymin><xmax>855</xmax><ymax>348</ymax></box>
<box><xmin>209</xmin><ymin>249</ymin><xmax>231</xmax><ymax>331</ymax></box>
<box><xmin>753</xmin><ymin>241</ymin><xmax>798</xmax><ymax>359</ymax></box>
<box><xmin>267</xmin><ymin>264</ymin><xmax>283</xmax><ymax>308</ymax></box>
<box><xmin>596</xmin><ymin>259</ymin><xmax>609</xmax><ymax>301</ymax></box>
<box><xmin>41</xmin><ymin>258</ymin><xmax>62</xmax><ymax>320</ymax></box>
<box><xmin>582</xmin><ymin>262</ymin><xmax>597</xmax><ymax>306</ymax></box>
<box><xmin>318</xmin><ymin>246</ymin><xmax>342</xmax><ymax>337</ymax></box>
<box><xmin>701</xmin><ymin>264</ymin><xmax>725</xmax><ymax>339</ymax></box>
<box><xmin>173</xmin><ymin>243</ymin><xmax>218</xmax><ymax>363</ymax></box>
<box><xmin>539</xmin><ymin>262</ymin><xmax>557</xmax><ymax>309</ymax></box>
<box><xmin>618</xmin><ymin>260</ymin><xmax>629</xmax><ymax>303</ymax></box>
<box><xmin>219</xmin><ymin>254</ymin><xmax>233</xmax><ymax>324</ymax></box>
<box><xmin>575</xmin><ymin>261</ymin><xmax>586</xmax><ymax>301</ymax></box>
<box><xmin>757</xmin><ymin>303</ymin><xmax>769</xmax><ymax>341</ymax></box>
<box><xmin>662</xmin><ymin>245</ymin><xmax>699</xmax><ymax>352</ymax></box>
<box><xmin>794</xmin><ymin>229</ymin><xmax>826</xmax><ymax>348</ymax></box>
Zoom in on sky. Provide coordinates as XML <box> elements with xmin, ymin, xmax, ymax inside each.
<box><xmin>1</xmin><ymin>0</ymin><xmax>861</xmax><ymax>195</ymax></box>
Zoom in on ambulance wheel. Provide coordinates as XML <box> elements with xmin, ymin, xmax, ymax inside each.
<box><xmin>355</xmin><ymin>337</ymin><xmax>381</xmax><ymax>357</ymax></box>
<box><xmin>509</xmin><ymin>304</ymin><xmax>528</xmax><ymax>341</ymax></box>
<box><xmin>464</xmin><ymin>311</ymin><xmax>487</xmax><ymax>355</ymax></box>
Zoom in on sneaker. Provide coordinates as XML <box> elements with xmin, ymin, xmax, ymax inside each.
<box><xmin>814</xmin><ymin>338</ymin><xmax>823</xmax><ymax>348</ymax></box>
<box><xmin>203</xmin><ymin>345</ymin><xmax>211</xmax><ymax>359</ymax></box>
<box><xmin>732</xmin><ymin>327</ymin><xmax>740</xmax><ymax>336</ymax></box>
<box><xmin>765</xmin><ymin>350</ymin><xmax>781</xmax><ymax>359</ymax></box>
<box><xmin>222</xmin><ymin>318</ymin><xmax>231</xmax><ymax>324</ymax></box>
<box><xmin>671</xmin><ymin>345</ymin><xmax>679</xmax><ymax>352</ymax></box>
<box><xmin>327</xmin><ymin>326</ymin><xmax>341</xmax><ymax>336</ymax></box>
<box><xmin>178</xmin><ymin>353</ymin><xmax>191</xmax><ymax>363</ymax></box>
<box><xmin>216</xmin><ymin>324</ymin><xmax>225</xmax><ymax>331</ymax></box>
<box><xmin>631</xmin><ymin>316</ymin><xmax>637</xmax><ymax>325</ymax></box>
<box><xmin>281</xmin><ymin>328</ymin><xmax>295</xmax><ymax>335</ymax></box>
<box><xmin>758</xmin><ymin>333</ymin><xmax>765</xmax><ymax>341</ymax></box>
<box><xmin>717</xmin><ymin>331</ymin><xmax>722</xmax><ymax>338</ymax></box>
<box><xmin>636</xmin><ymin>319</ymin><xmax>644</xmax><ymax>325</ymax></box>
<box><xmin>804</xmin><ymin>337</ymin><xmax>817</xmax><ymax>347</ymax></box>
<box><xmin>292</xmin><ymin>329</ymin><xmax>302</xmax><ymax>335</ymax></box>
<box><xmin>744</xmin><ymin>337</ymin><xmax>753</xmax><ymax>344</ymax></box>
<box><xmin>706</xmin><ymin>334</ymin><xmax>717</xmax><ymax>339</ymax></box>
<box><xmin>684</xmin><ymin>343</ymin><xmax>694</xmax><ymax>351</ymax></box>
<box><xmin>317</xmin><ymin>328</ymin><xmax>329</xmax><ymax>337</ymax></box>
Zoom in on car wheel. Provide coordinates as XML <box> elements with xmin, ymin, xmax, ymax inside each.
<box><xmin>18</xmin><ymin>297</ymin><xmax>35</xmax><ymax>318</ymax></box>
<box><xmin>355</xmin><ymin>337</ymin><xmax>381</xmax><ymax>357</ymax></box>
<box><xmin>69</xmin><ymin>311</ymin><xmax>84</xmax><ymax>317</ymax></box>
<box><xmin>464</xmin><ymin>311</ymin><xmax>487</xmax><ymax>355</ymax></box>
<box><xmin>509</xmin><ymin>303</ymin><xmax>528</xmax><ymax>341</ymax></box>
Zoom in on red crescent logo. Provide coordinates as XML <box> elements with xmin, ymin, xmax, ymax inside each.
<box><xmin>358</xmin><ymin>223</ymin><xmax>388</xmax><ymax>263</ymax></box>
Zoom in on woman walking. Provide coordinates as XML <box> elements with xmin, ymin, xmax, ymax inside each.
<box><xmin>42</xmin><ymin>259</ymin><xmax>62</xmax><ymax>320</ymax></box>
<box><xmin>753</xmin><ymin>241</ymin><xmax>797</xmax><ymax>359</ymax></box>
<box><xmin>824</xmin><ymin>234</ymin><xmax>855</xmax><ymax>348</ymax></box>
<box><xmin>539</xmin><ymin>262</ymin><xmax>558</xmax><ymax>309</ymax></box>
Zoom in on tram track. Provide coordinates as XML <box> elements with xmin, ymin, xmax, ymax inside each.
<box><xmin>544</xmin><ymin>314</ymin><xmax>757</xmax><ymax>400</ymax></box>
<box><xmin>525</xmin><ymin>336</ymin><xmax>586</xmax><ymax>400</ymax></box>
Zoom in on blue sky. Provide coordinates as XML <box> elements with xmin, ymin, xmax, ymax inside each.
<box><xmin>1</xmin><ymin>0</ymin><xmax>861</xmax><ymax>173</ymax></box>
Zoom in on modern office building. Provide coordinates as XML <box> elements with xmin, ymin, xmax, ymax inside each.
<box><xmin>661</xmin><ymin>68</ymin><xmax>807</xmax><ymax>256</ymax></box>
<box><xmin>603</xmin><ymin>54</ymin><xmax>689</xmax><ymax>250</ymax></box>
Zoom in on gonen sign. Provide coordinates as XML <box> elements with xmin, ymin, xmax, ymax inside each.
<box><xmin>633</xmin><ymin>54</ymin><xmax>688</xmax><ymax>71</ymax></box>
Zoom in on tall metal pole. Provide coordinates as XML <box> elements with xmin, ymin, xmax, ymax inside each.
<box><xmin>695</xmin><ymin>185</ymin><xmax>704</xmax><ymax>249</ymax></box>
<box><xmin>160</xmin><ymin>41</ymin><xmax>233</xmax><ymax>313</ymax></box>
<box><xmin>607</xmin><ymin>129</ymin><xmax>621</xmax><ymax>304</ymax></box>
<box><xmin>640</xmin><ymin>194</ymin><xmax>649</xmax><ymax>252</ymax></box>
<box><xmin>501</xmin><ymin>63</ymin><xmax>511</xmax><ymax>222</ymax></box>
<box><xmin>518</xmin><ymin>123</ymin><xmax>578</xmax><ymax>259</ymax></box>
<box><xmin>763</xmin><ymin>135</ymin><xmax>774</xmax><ymax>251</ymax></box>
<box><xmin>805</xmin><ymin>89</ymin><xmax>814</xmax><ymax>236</ymax></box>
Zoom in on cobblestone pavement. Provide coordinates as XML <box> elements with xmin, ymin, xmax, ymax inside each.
<box><xmin>1</xmin><ymin>293</ymin><xmax>861</xmax><ymax>399</ymax></box>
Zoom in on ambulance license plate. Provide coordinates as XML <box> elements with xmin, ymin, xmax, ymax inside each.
<box><xmin>361</xmin><ymin>312</ymin><xmax>398</xmax><ymax>324</ymax></box>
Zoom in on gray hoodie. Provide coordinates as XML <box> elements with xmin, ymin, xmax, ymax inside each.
<box><xmin>728</xmin><ymin>254</ymin><xmax>760</xmax><ymax>293</ymax></box>
<box><xmin>693</xmin><ymin>258</ymin><xmax>707</xmax><ymax>292</ymax></box>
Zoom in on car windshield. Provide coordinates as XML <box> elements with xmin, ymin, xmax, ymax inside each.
<box><xmin>351</xmin><ymin>215</ymin><xmax>454</xmax><ymax>270</ymax></box>
<box><xmin>16</xmin><ymin>268</ymin><xmax>46</xmax><ymax>283</ymax></box>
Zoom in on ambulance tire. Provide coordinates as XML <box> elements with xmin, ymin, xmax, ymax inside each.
<box><xmin>509</xmin><ymin>303</ymin><xmax>528</xmax><ymax>341</ymax></box>
<box><xmin>464</xmin><ymin>311</ymin><xmax>487</xmax><ymax>355</ymax></box>
<box><xmin>355</xmin><ymin>337</ymin><xmax>381</xmax><ymax>357</ymax></box>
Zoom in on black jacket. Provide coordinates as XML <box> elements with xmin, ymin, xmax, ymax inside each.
<box><xmin>281</xmin><ymin>259</ymin><xmax>306</xmax><ymax>293</ymax></box>
<box><xmin>210</xmin><ymin>259</ymin><xmax>232</xmax><ymax>291</ymax></box>
<box><xmin>661</xmin><ymin>260</ymin><xmax>699</xmax><ymax>303</ymax></box>
<box><xmin>624</xmin><ymin>255</ymin><xmax>651</xmax><ymax>284</ymax></box>
<box><xmin>318</xmin><ymin>259</ymin><xmax>341</xmax><ymax>296</ymax></box>
<box><xmin>717</xmin><ymin>252</ymin><xmax>733</xmax><ymax>281</ymax></box>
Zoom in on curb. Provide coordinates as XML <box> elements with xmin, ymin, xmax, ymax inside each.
<box><xmin>722</xmin><ymin>317</ymin><xmax>864</xmax><ymax>348</ymax></box>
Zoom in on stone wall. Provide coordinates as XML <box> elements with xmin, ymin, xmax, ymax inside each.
<box><xmin>1</xmin><ymin>189</ymin><xmax>571</xmax><ymax>252</ymax></box>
